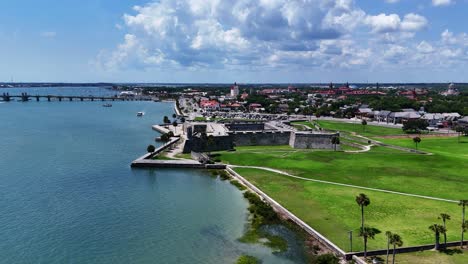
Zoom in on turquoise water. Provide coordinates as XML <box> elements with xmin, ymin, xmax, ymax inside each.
<box><xmin>0</xmin><ymin>88</ymin><xmax>304</xmax><ymax>264</ymax></box>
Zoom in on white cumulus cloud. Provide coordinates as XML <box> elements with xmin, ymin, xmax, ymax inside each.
<box><xmin>432</xmin><ymin>0</ymin><xmax>453</xmax><ymax>6</ymax></box>
<box><xmin>365</xmin><ymin>13</ymin><xmax>427</xmax><ymax>33</ymax></box>
<box><xmin>96</xmin><ymin>0</ymin><xmax>467</xmax><ymax>75</ymax></box>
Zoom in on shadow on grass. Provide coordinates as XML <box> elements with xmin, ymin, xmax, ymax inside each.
<box><xmin>441</xmin><ymin>248</ymin><xmax>463</xmax><ymax>255</ymax></box>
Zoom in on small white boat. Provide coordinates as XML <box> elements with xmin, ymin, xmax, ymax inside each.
<box><xmin>137</xmin><ymin>112</ymin><xmax>145</xmax><ymax>117</ymax></box>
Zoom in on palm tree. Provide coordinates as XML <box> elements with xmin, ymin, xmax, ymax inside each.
<box><xmin>439</xmin><ymin>213</ymin><xmax>451</xmax><ymax>248</ymax></box>
<box><xmin>390</xmin><ymin>233</ymin><xmax>403</xmax><ymax>264</ymax></box>
<box><xmin>385</xmin><ymin>231</ymin><xmax>392</xmax><ymax>264</ymax></box>
<box><xmin>359</xmin><ymin>226</ymin><xmax>381</xmax><ymax>258</ymax></box>
<box><xmin>413</xmin><ymin>137</ymin><xmax>421</xmax><ymax>149</ymax></box>
<box><xmin>362</xmin><ymin>120</ymin><xmax>367</xmax><ymax>132</ymax></box>
<box><xmin>147</xmin><ymin>144</ymin><xmax>156</xmax><ymax>153</ymax></box>
<box><xmin>356</xmin><ymin>193</ymin><xmax>371</xmax><ymax>231</ymax></box>
<box><xmin>429</xmin><ymin>224</ymin><xmax>446</xmax><ymax>250</ymax></box>
<box><xmin>331</xmin><ymin>136</ymin><xmax>340</xmax><ymax>151</ymax></box>
<box><xmin>463</xmin><ymin>220</ymin><xmax>468</xmax><ymax>249</ymax></box>
<box><xmin>460</xmin><ymin>200</ymin><xmax>468</xmax><ymax>248</ymax></box>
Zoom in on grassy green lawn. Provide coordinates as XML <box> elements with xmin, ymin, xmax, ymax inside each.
<box><xmin>315</xmin><ymin>120</ymin><xmax>405</xmax><ymax>137</ymax></box>
<box><xmin>214</xmin><ymin>120</ymin><xmax>467</xmax><ymax>257</ymax></box>
<box><xmin>193</xmin><ymin>116</ymin><xmax>208</xmax><ymax>122</ymax></box>
<box><xmin>377</xmin><ymin>136</ymin><xmax>468</xmax><ymax>157</ymax></box>
<box><xmin>219</xmin><ymin>144</ymin><xmax>467</xmax><ymax>200</ymax></box>
<box><xmin>375</xmin><ymin>248</ymin><xmax>467</xmax><ymax>264</ymax></box>
<box><xmin>234</xmin><ymin>168</ymin><xmax>463</xmax><ymax>251</ymax></box>
<box><xmin>152</xmin><ymin>154</ymin><xmax>176</xmax><ymax>160</ymax></box>
<box><xmin>215</xmin><ymin>135</ymin><xmax>467</xmax><ymax>256</ymax></box>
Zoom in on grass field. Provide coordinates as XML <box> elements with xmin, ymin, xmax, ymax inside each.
<box><xmin>314</xmin><ymin>120</ymin><xmax>405</xmax><ymax>137</ymax></box>
<box><xmin>375</xmin><ymin>248</ymin><xmax>467</xmax><ymax>264</ymax></box>
<box><xmin>219</xmin><ymin>144</ymin><xmax>467</xmax><ymax>200</ymax></box>
<box><xmin>233</xmin><ymin>167</ymin><xmax>462</xmax><ymax>251</ymax></box>
<box><xmin>214</xmin><ymin>121</ymin><xmax>468</xmax><ymax>256</ymax></box>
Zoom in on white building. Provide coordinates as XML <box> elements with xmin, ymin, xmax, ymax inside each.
<box><xmin>230</xmin><ymin>83</ymin><xmax>239</xmax><ymax>97</ymax></box>
<box><xmin>441</xmin><ymin>83</ymin><xmax>460</xmax><ymax>96</ymax></box>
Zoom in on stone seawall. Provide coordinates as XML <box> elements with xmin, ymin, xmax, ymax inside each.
<box><xmin>289</xmin><ymin>132</ymin><xmax>339</xmax><ymax>150</ymax></box>
<box><xmin>230</xmin><ymin>131</ymin><xmax>291</xmax><ymax>146</ymax></box>
<box><xmin>182</xmin><ymin>135</ymin><xmax>233</xmax><ymax>153</ymax></box>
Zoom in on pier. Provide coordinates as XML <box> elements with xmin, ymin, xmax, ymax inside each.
<box><xmin>1</xmin><ymin>92</ymin><xmax>153</xmax><ymax>102</ymax></box>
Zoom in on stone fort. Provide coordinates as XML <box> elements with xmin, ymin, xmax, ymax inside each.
<box><xmin>182</xmin><ymin>121</ymin><xmax>339</xmax><ymax>153</ymax></box>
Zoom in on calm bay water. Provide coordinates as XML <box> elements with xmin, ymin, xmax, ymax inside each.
<box><xmin>0</xmin><ymin>87</ymin><xmax>303</xmax><ymax>264</ymax></box>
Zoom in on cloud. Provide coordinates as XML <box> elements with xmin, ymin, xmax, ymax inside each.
<box><xmin>96</xmin><ymin>0</ymin><xmax>467</xmax><ymax>76</ymax></box>
<box><xmin>417</xmin><ymin>41</ymin><xmax>434</xmax><ymax>53</ymax></box>
<box><xmin>101</xmin><ymin>0</ymin><xmax>367</xmax><ymax>70</ymax></box>
<box><xmin>365</xmin><ymin>13</ymin><xmax>427</xmax><ymax>33</ymax></box>
<box><xmin>40</xmin><ymin>31</ymin><xmax>56</xmax><ymax>38</ymax></box>
<box><xmin>441</xmin><ymin>29</ymin><xmax>468</xmax><ymax>46</ymax></box>
<box><xmin>432</xmin><ymin>0</ymin><xmax>453</xmax><ymax>6</ymax></box>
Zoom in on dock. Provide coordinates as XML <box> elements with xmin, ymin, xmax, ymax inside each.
<box><xmin>1</xmin><ymin>92</ymin><xmax>153</xmax><ymax>102</ymax></box>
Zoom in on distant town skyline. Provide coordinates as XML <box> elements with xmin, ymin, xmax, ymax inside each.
<box><xmin>1</xmin><ymin>0</ymin><xmax>467</xmax><ymax>83</ymax></box>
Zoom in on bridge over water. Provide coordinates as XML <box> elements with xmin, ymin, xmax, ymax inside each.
<box><xmin>1</xmin><ymin>92</ymin><xmax>152</xmax><ymax>102</ymax></box>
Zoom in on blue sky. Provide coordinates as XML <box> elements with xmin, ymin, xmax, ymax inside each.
<box><xmin>0</xmin><ymin>0</ymin><xmax>467</xmax><ymax>83</ymax></box>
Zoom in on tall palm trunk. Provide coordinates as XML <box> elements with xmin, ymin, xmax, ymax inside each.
<box><xmin>462</xmin><ymin>205</ymin><xmax>466</xmax><ymax>248</ymax></box>
<box><xmin>386</xmin><ymin>238</ymin><xmax>390</xmax><ymax>264</ymax></box>
<box><xmin>443</xmin><ymin>219</ymin><xmax>447</xmax><ymax>249</ymax></box>
<box><xmin>361</xmin><ymin>205</ymin><xmax>365</xmax><ymax>231</ymax></box>
<box><xmin>364</xmin><ymin>237</ymin><xmax>368</xmax><ymax>258</ymax></box>
<box><xmin>435</xmin><ymin>231</ymin><xmax>440</xmax><ymax>250</ymax></box>
<box><xmin>392</xmin><ymin>244</ymin><xmax>396</xmax><ymax>264</ymax></box>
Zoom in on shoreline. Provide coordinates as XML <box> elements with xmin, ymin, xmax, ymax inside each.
<box><xmin>225</xmin><ymin>167</ymin><xmax>346</xmax><ymax>259</ymax></box>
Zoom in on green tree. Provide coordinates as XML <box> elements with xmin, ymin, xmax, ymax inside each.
<box><xmin>390</xmin><ymin>233</ymin><xmax>403</xmax><ymax>264</ymax></box>
<box><xmin>413</xmin><ymin>137</ymin><xmax>421</xmax><ymax>149</ymax></box>
<box><xmin>455</xmin><ymin>126</ymin><xmax>464</xmax><ymax>143</ymax></box>
<box><xmin>356</xmin><ymin>193</ymin><xmax>371</xmax><ymax>231</ymax></box>
<box><xmin>439</xmin><ymin>213</ymin><xmax>451</xmax><ymax>248</ymax></box>
<box><xmin>359</xmin><ymin>226</ymin><xmax>381</xmax><ymax>258</ymax></box>
<box><xmin>172</xmin><ymin>121</ymin><xmax>178</xmax><ymax>127</ymax></box>
<box><xmin>146</xmin><ymin>144</ymin><xmax>156</xmax><ymax>153</ymax></box>
<box><xmin>460</xmin><ymin>200</ymin><xmax>468</xmax><ymax>248</ymax></box>
<box><xmin>163</xmin><ymin>116</ymin><xmax>170</xmax><ymax>124</ymax></box>
<box><xmin>463</xmin><ymin>220</ymin><xmax>468</xmax><ymax>249</ymax></box>
<box><xmin>235</xmin><ymin>255</ymin><xmax>259</xmax><ymax>264</ymax></box>
<box><xmin>160</xmin><ymin>132</ymin><xmax>173</xmax><ymax>142</ymax></box>
<box><xmin>385</xmin><ymin>231</ymin><xmax>392</xmax><ymax>264</ymax></box>
<box><xmin>172</xmin><ymin>113</ymin><xmax>177</xmax><ymax>119</ymax></box>
<box><xmin>180</xmin><ymin>117</ymin><xmax>186</xmax><ymax>123</ymax></box>
<box><xmin>315</xmin><ymin>253</ymin><xmax>339</xmax><ymax>264</ymax></box>
<box><xmin>402</xmin><ymin>119</ymin><xmax>428</xmax><ymax>133</ymax></box>
<box><xmin>331</xmin><ymin>136</ymin><xmax>340</xmax><ymax>151</ymax></box>
<box><xmin>362</xmin><ymin>119</ymin><xmax>367</xmax><ymax>132</ymax></box>
<box><xmin>429</xmin><ymin>224</ymin><xmax>446</xmax><ymax>251</ymax></box>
